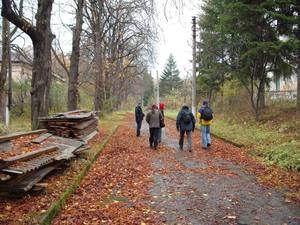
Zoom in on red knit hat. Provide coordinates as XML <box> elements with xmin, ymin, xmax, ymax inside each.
<box><xmin>159</xmin><ymin>102</ymin><xmax>165</xmax><ymax>110</ymax></box>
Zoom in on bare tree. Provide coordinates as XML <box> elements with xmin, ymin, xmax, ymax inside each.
<box><xmin>68</xmin><ymin>0</ymin><xmax>85</xmax><ymax>110</ymax></box>
<box><xmin>2</xmin><ymin>0</ymin><xmax>55</xmax><ymax>129</ymax></box>
<box><xmin>0</xmin><ymin>18</ymin><xmax>10</xmax><ymax>123</ymax></box>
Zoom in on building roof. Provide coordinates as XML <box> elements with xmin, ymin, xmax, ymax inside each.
<box><xmin>0</xmin><ymin>48</ymin><xmax>32</xmax><ymax>64</ymax></box>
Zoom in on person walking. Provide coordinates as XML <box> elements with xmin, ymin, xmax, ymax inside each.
<box><xmin>146</xmin><ymin>104</ymin><xmax>162</xmax><ymax>150</ymax></box>
<box><xmin>135</xmin><ymin>102</ymin><xmax>144</xmax><ymax>137</ymax></box>
<box><xmin>158</xmin><ymin>102</ymin><xmax>165</xmax><ymax>143</ymax></box>
<box><xmin>197</xmin><ymin>100</ymin><xmax>213</xmax><ymax>149</ymax></box>
<box><xmin>176</xmin><ymin>104</ymin><xmax>196</xmax><ymax>152</ymax></box>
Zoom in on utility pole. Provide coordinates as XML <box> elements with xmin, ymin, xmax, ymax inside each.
<box><xmin>156</xmin><ymin>70</ymin><xmax>159</xmax><ymax>106</ymax></box>
<box><xmin>192</xmin><ymin>16</ymin><xmax>197</xmax><ymax>116</ymax></box>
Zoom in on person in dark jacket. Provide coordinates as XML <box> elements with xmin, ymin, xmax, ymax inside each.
<box><xmin>176</xmin><ymin>104</ymin><xmax>196</xmax><ymax>152</ymax></box>
<box><xmin>146</xmin><ymin>104</ymin><xmax>162</xmax><ymax>150</ymax></box>
<box><xmin>135</xmin><ymin>102</ymin><xmax>144</xmax><ymax>137</ymax></box>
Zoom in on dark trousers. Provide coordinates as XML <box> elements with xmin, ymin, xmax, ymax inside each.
<box><xmin>149</xmin><ymin>128</ymin><xmax>159</xmax><ymax>148</ymax></box>
<box><xmin>158</xmin><ymin>128</ymin><xmax>162</xmax><ymax>142</ymax></box>
<box><xmin>179</xmin><ymin>130</ymin><xmax>192</xmax><ymax>149</ymax></box>
<box><xmin>136</xmin><ymin>121</ymin><xmax>142</xmax><ymax>136</ymax></box>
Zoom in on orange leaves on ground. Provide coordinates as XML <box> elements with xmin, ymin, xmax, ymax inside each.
<box><xmin>53</xmin><ymin>115</ymin><xmax>163</xmax><ymax>225</ymax></box>
<box><xmin>0</xmin><ymin>127</ymin><xmax>106</xmax><ymax>225</ymax></box>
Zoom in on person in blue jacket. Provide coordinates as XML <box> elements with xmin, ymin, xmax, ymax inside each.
<box><xmin>176</xmin><ymin>104</ymin><xmax>196</xmax><ymax>152</ymax></box>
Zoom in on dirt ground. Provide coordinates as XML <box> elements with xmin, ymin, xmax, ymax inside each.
<box><xmin>52</xmin><ymin>114</ymin><xmax>300</xmax><ymax>225</ymax></box>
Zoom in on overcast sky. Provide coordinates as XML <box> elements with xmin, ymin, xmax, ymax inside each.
<box><xmin>14</xmin><ymin>0</ymin><xmax>202</xmax><ymax>80</ymax></box>
<box><xmin>153</xmin><ymin>0</ymin><xmax>201</xmax><ymax>79</ymax></box>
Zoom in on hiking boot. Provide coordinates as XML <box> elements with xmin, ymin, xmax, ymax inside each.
<box><xmin>154</xmin><ymin>145</ymin><xmax>157</xmax><ymax>150</ymax></box>
<box><xmin>202</xmin><ymin>147</ymin><xmax>208</xmax><ymax>150</ymax></box>
<box><xmin>188</xmin><ymin>148</ymin><xmax>192</xmax><ymax>152</ymax></box>
<box><xmin>207</xmin><ymin>143</ymin><xmax>211</xmax><ymax>147</ymax></box>
<box><xmin>179</xmin><ymin>146</ymin><xmax>183</xmax><ymax>150</ymax></box>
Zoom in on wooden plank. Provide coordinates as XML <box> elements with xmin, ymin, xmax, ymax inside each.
<box><xmin>1</xmin><ymin>146</ymin><xmax>58</xmax><ymax>164</ymax></box>
<box><xmin>47</xmin><ymin>136</ymin><xmax>84</xmax><ymax>149</ymax></box>
<box><xmin>72</xmin><ymin>118</ymin><xmax>98</xmax><ymax>130</ymax></box>
<box><xmin>0</xmin><ymin>141</ymin><xmax>13</xmax><ymax>152</ymax></box>
<box><xmin>73</xmin><ymin>146</ymin><xmax>91</xmax><ymax>155</ymax></box>
<box><xmin>11</xmin><ymin>165</ymin><xmax>58</xmax><ymax>192</ymax></box>
<box><xmin>31</xmin><ymin>133</ymin><xmax>53</xmax><ymax>144</ymax></box>
<box><xmin>0</xmin><ymin>129</ymin><xmax>48</xmax><ymax>143</ymax></box>
<box><xmin>81</xmin><ymin>130</ymin><xmax>98</xmax><ymax>143</ymax></box>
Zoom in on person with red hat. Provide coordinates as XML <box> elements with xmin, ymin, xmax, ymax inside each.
<box><xmin>158</xmin><ymin>102</ymin><xmax>165</xmax><ymax>143</ymax></box>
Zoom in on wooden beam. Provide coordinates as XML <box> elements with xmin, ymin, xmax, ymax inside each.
<box><xmin>31</xmin><ymin>133</ymin><xmax>52</xmax><ymax>144</ymax></box>
<box><xmin>0</xmin><ymin>146</ymin><xmax>58</xmax><ymax>164</ymax></box>
<box><xmin>0</xmin><ymin>129</ymin><xmax>48</xmax><ymax>143</ymax></box>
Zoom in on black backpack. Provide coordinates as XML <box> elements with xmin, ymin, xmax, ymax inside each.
<box><xmin>202</xmin><ymin>106</ymin><xmax>213</xmax><ymax>121</ymax></box>
<box><xmin>182</xmin><ymin>111</ymin><xmax>192</xmax><ymax>124</ymax></box>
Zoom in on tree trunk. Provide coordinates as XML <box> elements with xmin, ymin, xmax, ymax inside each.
<box><xmin>31</xmin><ymin>40</ymin><xmax>52</xmax><ymax>129</ymax></box>
<box><xmin>2</xmin><ymin>0</ymin><xmax>54</xmax><ymax>129</ymax></box>
<box><xmin>297</xmin><ymin>55</ymin><xmax>300</xmax><ymax>111</ymax></box>
<box><xmin>0</xmin><ymin>18</ymin><xmax>9</xmax><ymax>123</ymax></box>
<box><xmin>30</xmin><ymin>1</ymin><xmax>54</xmax><ymax>129</ymax></box>
<box><xmin>8</xmin><ymin>40</ymin><xmax>12</xmax><ymax>111</ymax></box>
<box><xmin>94</xmin><ymin>40</ymin><xmax>104</xmax><ymax>112</ymax></box>
<box><xmin>68</xmin><ymin>0</ymin><xmax>84</xmax><ymax>111</ymax></box>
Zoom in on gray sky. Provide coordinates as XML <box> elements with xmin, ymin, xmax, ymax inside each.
<box><xmin>13</xmin><ymin>0</ymin><xmax>202</xmax><ymax>80</ymax></box>
<box><xmin>153</xmin><ymin>0</ymin><xmax>201</xmax><ymax>79</ymax></box>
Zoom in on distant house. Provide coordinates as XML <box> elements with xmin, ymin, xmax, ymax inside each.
<box><xmin>0</xmin><ymin>49</ymin><xmax>66</xmax><ymax>83</ymax></box>
<box><xmin>0</xmin><ymin>49</ymin><xmax>32</xmax><ymax>81</ymax></box>
<box><xmin>267</xmin><ymin>73</ymin><xmax>297</xmax><ymax>101</ymax></box>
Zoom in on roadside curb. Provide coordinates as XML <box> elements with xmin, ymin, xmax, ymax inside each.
<box><xmin>41</xmin><ymin>124</ymin><xmax>120</xmax><ymax>225</ymax></box>
<box><xmin>165</xmin><ymin>116</ymin><xmax>245</xmax><ymax>148</ymax></box>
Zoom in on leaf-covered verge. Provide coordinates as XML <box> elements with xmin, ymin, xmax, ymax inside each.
<box><xmin>0</xmin><ymin>112</ymin><xmax>125</xmax><ymax>225</ymax></box>
<box><xmin>52</xmin><ymin>115</ymin><xmax>163</xmax><ymax>225</ymax></box>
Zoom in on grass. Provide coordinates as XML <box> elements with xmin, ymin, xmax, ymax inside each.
<box><xmin>0</xmin><ymin>115</ymin><xmax>31</xmax><ymax>135</ymax></box>
<box><xmin>165</xmin><ymin>109</ymin><xmax>300</xmax><ymax>173</ymax></box>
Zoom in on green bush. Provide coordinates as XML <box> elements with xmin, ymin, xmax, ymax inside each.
<box><xmin>253</xmin><ymin>142</ymin><xmax>300</xmax><ymax>173</ymax></box>
<box><xmin>49</xmin><ymin>82</ymin><xmax>68</xmax><ymax>113</ymax></box>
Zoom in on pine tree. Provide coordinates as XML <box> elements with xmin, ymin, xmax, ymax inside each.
<box><xmin>160</xmin><ymin>54</ymin><xmax>182</xmax><ymax>97</ymax></box>
<box><xmin>197</xmin><ymin>0</ymin><xmax>295</xmax><ymax>120</ymax></box>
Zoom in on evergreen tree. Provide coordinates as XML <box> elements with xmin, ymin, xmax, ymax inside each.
<box><xmin>197</xmin><ymin>0</ymin><xmax>295</xmax><ymax>120</ymax></box>
<box><xmin>271</xmin><ymin>1</ymin><xmax>300</xmax><ymax>111</ymax></box>
<box><xmin>160</xmin><ymin>54</ymin><xmax>182</xmax><ymax>97</ymax></box>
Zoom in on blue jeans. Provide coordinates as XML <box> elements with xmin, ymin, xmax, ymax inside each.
<box><xmin>201</xmin><ymin>125</ymin><xmax>211</xmax><ymax>148</ymax></box>
<box><xmin>179</xmin><ymin>130</ymin><xmax>192</xmax><ymax>150</ymax></box>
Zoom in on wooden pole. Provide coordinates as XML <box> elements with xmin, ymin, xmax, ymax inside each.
<box><xmin>156</xmin><ymin>70</ymin><xmax>159</xmax><ymax>106</ymax></box>
<box><xmin>192</xmin><ymin>16</ymin><xmax>197</xmax><ymax>116</ymax></box>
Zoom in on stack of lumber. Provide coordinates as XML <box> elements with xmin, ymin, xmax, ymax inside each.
<box><xmin>0</xmin><ymin>125</ymin><xmax>97</xmax><ymax>195</ymax></box>
<box><xmin>39</xmin><ymin>110</ymin><xmax>98</xmax><ymax>140</ymax></box>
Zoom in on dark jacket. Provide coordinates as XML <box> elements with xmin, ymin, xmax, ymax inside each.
<box><xmin>135</xmin><ymin>105</ymin><xmax>144</xmax><ymax>122</ymax></box>
<box><xmin>176</xmin><ymin>106</ymin><xmax>196</xmax><ymax>131</ymax></box>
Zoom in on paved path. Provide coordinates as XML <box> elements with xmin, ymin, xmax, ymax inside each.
<box><xmin>53</xmin><ymin>115</ymin><xmax>300</xmax><ymax>225</ymax></box>
<box><xmin>140</xmin><ymin>118</ymin><xmax>300</xmax><ymax>225</ymax></box>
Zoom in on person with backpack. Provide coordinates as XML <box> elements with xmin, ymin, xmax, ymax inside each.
<box><xmin>176</xmin><ymin>104</ymin><xmax>196</xmax><ymax>152</ymax></box>
<box><xmin>135</xmin><ymin>102</ymin><xmax>145</xmax><ymax>137</ymax></box>
<box><xmin>197</xmin><ymin>100</ymin><xmax>213</xmax><ymax>149</ymax></box>
<box><xmin>146</xmin><ymin>104</ymin><xmax>163</xmax><ymax>150</ymax></box>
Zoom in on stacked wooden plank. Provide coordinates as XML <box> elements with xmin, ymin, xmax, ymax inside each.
<box><xmin>39</xmin><ymin>110</ymin><xmax>99</xmax><ymax>140</ymax></box>
<box><xmin>0</xmin><ymin>122</ymin><xmax>97</xmax><ymax>195</ymax></box>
